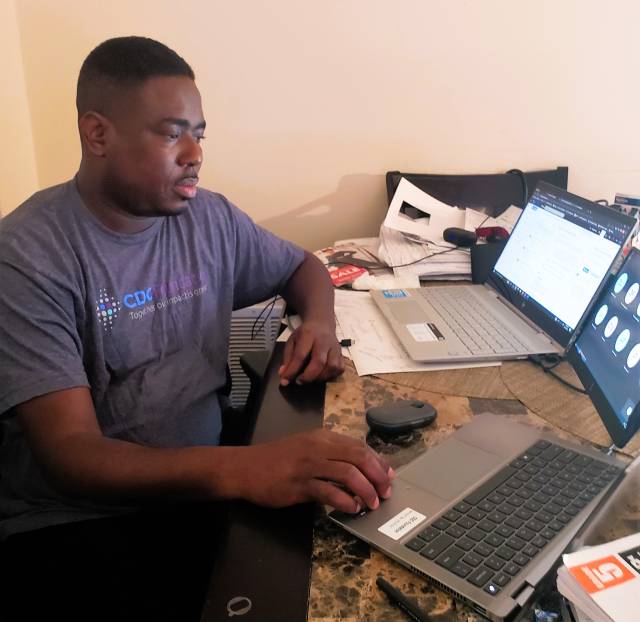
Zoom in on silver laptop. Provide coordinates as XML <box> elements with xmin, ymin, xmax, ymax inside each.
<box><xmin>329</xmin><ymin>415</ymin><xmax>629</xmax><ymax>622</ymax></box>
<box><xmin>330</xmin><ymin>248</ymin><xmax>640</xmax><ymax>621</ymax></box>
<box><xmin>372</xmin><ymin>182</ymin><xmax>635</xmax><ymax>363</ymax></box>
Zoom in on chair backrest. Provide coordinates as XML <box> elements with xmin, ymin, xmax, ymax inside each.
<box><xmin>385</xmin><ymin>167</ymin><xmax>569</xmax><ymax>217</ymax></box>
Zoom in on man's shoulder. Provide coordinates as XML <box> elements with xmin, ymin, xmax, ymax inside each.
<box><xmin>0</xmin><ymin>181</ymin><xmax>77</xmax><ymax>267</ymax></box>
<box><xmin>1</xmin><ymin>181</ymin><xmax>77</xmax><ymax>244</ymax></box>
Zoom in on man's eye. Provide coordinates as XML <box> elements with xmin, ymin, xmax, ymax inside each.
<box><xmin>195</xmin><ymin>135</ymin><xmax>206</xmax><ymax>143</ymax></box>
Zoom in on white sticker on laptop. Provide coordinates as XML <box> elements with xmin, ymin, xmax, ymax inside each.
<box><xmin>378</xmin><ymin>508</ymin><xmax>427</xmax><ymax>540</ymax></box>
<box><xmin>406</xmin><ymin>323</ymin><xmax>438</xmax><ymax>342</ymax></box>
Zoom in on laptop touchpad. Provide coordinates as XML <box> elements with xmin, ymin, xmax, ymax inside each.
<box><xmin>389</xmin><ymin>301</ymin><xmax>429</xmax><ymax>323</ymax></box>
<box><xmin>399</xmin><ymin>438</ymin><xmax>504</xmax><ymax>501</ymax></box>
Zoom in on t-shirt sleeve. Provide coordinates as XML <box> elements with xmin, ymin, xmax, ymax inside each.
<box><xmin>228</xmin><ymin>205</ymin><xmax>305</xmax><ymax>310</ymax></box>
<box><xmin>0</xmin><ymin>259</ymin><xmax>89</xmax><ymax>417</ymax></box>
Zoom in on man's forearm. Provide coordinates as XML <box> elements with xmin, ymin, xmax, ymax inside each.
<box><xmin>17</xmin><ymin>388</ymin><xmax>394</xmax><ymax>514</ymax></box>
<box><xmin>282</xmin><ymin>251</ymin><xmax>335</xmax><ymax>325</ymax></box>
<box><xmin>39</xmin><ymin>432</ymin><xmax>251</xmax><ymax>504</ymax></box>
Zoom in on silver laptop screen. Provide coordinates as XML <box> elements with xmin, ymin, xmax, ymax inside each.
<box><xmin>488</xmin><ymin>182</ymin><xmax>634</xmax><ymax>348</ymax></box>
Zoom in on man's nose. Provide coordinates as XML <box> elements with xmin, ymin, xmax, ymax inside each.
<box><xmin>178</xmin><ymin>135</ymin><xmax>203</xmax><ymax>168</ymax></box>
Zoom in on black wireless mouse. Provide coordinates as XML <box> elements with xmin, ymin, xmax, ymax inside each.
<box><xmin>365</xmin><ymin>400</ymin><xmax>437</xmax><ymax>436</ymax></box>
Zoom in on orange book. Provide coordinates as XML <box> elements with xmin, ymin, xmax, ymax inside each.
<box><xmin>557</xmin><ymin>532</ymin><xmax>640</xmax><ymax>622</ymax></box>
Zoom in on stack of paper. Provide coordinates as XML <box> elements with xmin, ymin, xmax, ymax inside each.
<box><xmin>379</xmin><ymin>177</ymin><xmax>522</xmax><ymax>281</ymax></box>
<box><xmin>378</xmin><ymin>225</ymin><xmax>471</xmax><ymax>281</ymax></box>
<box><xmin>315</xmin><ymin>236</ymin><xmax>422</xmax><ymax>290</ymax></box>
<box><xmin>314</xmin><ymin>239</ymin><xmax>380</xmax><ymax>288</ymax></box>
<box><xmin>556</xmin><ymin>531</ymin><xmax>640</xmax><ymax>622</ymax></box>
<box><xmin>381</xmin><ymin>177</ymin><xmax>471</xmax><ymax>280</ymax></box>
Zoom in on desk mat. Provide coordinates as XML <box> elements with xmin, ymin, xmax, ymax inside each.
<box><xmin>374</xmin><ymin>360</ymin><xmax>640</xmax><ymax>458</ymax></box>
<box><xmin>500</xmin><ymin>360</ymin><xmax>640</xmax><ymax>458</ymax></box>
<box><xmin>377</xmin><ymin>365</ymin><xmax>512</xmax><ymax>400</ymax></box>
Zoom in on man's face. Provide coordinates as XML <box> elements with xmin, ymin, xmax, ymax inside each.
<box><xmin>102</xmin><ymin>75</ymin><xmax>205</xmax><ymax>217</ymax></box>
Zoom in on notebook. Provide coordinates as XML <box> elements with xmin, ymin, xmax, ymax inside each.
<box><xmin>371</xmin><ymin>182</ymin><xmax>635</xmax><ymax>363</ymax></box>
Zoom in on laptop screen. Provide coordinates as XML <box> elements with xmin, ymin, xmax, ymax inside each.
<box><xmin>487</xmin><ymin>182</ymin><xmax>635</xmax><ymax>348</ymax></box>
<box><xmin>568</xmin><ymin>249</ymin><xmax>640</xmax><ymax>447</ymax></box>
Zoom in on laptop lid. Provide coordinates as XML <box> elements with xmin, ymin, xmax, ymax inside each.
<box><xmin>487</xmin><ymin>182</ymin><xmax>635</xmax><ymax>349</ymax></box>
<box><xmin>568</xmin><ymin>248</ymin><xmax>640</xmax><ymax>448</ymax></box>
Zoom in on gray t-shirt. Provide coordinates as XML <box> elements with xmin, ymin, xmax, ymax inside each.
<box><xmin>0</xmin><ymin>180</ymin><xmax>304</xmax><ymax>538</ymax></box>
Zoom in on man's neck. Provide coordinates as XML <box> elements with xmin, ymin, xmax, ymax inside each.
<box><xmin>75</xmin><ymin>167</ymin><xmax>157</xmax><ymax>234</ymax></box>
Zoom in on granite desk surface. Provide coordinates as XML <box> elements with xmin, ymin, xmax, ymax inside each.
<box><xmin>306</xmin><ymin>361</ymin><xmax>640</xmax><ymax>622</ymax></box>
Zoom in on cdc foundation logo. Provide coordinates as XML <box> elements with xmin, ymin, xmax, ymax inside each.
<box><xmin>96</xmin><ymin>288</ymin><xmax>122</xmax><ymax>331</ymax></box>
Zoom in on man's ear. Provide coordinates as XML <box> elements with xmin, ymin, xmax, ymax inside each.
<box><xmin>78</xmin><ymin>111</ymin><xmax>112</xmax><ymax>157</ymax></box>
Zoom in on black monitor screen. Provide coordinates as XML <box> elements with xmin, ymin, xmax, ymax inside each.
<box><xmin>569</xmin><ymin>248</ymin><xmax>640</xmax><ymax>447</ymax></box>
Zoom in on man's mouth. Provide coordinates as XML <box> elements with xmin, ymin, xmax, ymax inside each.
<box><xmin>174</xmin><ymin>176</ymin><xmax>199</xmax><ymax>199</ymax></box>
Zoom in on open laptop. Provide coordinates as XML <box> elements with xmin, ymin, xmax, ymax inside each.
<box><xmin>371</xmin><ymin>182</ymin><xmax>635</xmax><ymax>363</ymax></box>
<box><xmin>330</xmin><ymin>250</ymin><xmax>640</xmax><ymax>622</ymax></box>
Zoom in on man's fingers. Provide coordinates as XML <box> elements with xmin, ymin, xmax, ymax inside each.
<box><xmin>307</xmin><ymin>479</ymin><xmax>362</xmax><ymax>514</ymax></box>
<box><xmin>320</xmin><ymin>442</ymin><xmax>392</xmax><ymax>502</ymax></box>
<box><xmin>313</xmin><ymin>347</ymin><xmax>345</xmax><ymax>383</ymax></box>
<box><xmin>295</xmin><ymin>348</ymin><xmax>328</xmax><ymax>384</ymax></box>
<box><xmin>316</xmin><ymin>460</ymin><xmax>382</xmax><ymax>510</ymax></box>
<box><xmin>279</xmin><ymin>333</ymin><xmax>315</xmax><ymax>383</ymax></box>
<box><xmin>279</xmin><ymin>335</ymin><xmax>300</xmax><ymax>386</ymax></box>
<box><xmin>279</xmin><ymin>320</ymin><xmax>347</xmax><ymax>386</ymax></box>
<box><xmin>321</xmin><ymin>430</ymin><xmax>393</xmax><ymax>484</ymax></box>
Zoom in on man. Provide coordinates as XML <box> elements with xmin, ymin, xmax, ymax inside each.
<box><xmin>0</xmin><ymin>37</ymin><xmax>393</xmax><ymax>620</ymax></box>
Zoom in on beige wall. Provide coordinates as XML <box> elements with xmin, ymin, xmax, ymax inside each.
<box><xmin>9</xmin><ymin>1</ymin><xmax>640</xmax><ymax>248</ymax></box>
<box><xmin>0</xmin><ymin>0</ymin><xmax>38</xmax><ymax>217</ymax></box>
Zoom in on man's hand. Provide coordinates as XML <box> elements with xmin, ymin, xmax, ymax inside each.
<box><xmin>279</xmin><ymin>251</ymin><xmax>344</xmax><ymax>386</ymax></box>
<box><xmin>238</xmin><ymin>429</ymin><xmax>394</xmax><ymax>513</ymax></box>
<box><xmin>278</xmin><ymin>320</ymin><xmax>345</xmax><ymax>386</ymax></box>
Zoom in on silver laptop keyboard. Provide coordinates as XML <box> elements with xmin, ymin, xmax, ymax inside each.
<box><xmin>403</xmin><ymin>440</ymin><xmax>622</xmax><ymax>597</ymax></box>
<box><xmin>420</xmin><ymin>288</ymin><xmax>527</xmax><ymax>354</ymax></box>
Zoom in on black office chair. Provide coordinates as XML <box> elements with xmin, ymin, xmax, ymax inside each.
<box><xmin>385</xmin><ymin>167</ymin><xmax>569</xmax><ymax>216</ymax></box>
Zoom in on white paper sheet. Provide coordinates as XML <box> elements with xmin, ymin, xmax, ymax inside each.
<box><xmin>383</xmin><ymin>177</ymin><xmax>465</xmax><ymax>243</ymax></box>
<box><xmin>378</xmin><ymin>226</ymin><xmax>471</xmax><ymax>280</ymax></box>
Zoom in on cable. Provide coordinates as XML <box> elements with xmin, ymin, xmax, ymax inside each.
<box><xmin>506</xmin><ymin>169</ymin><xmax>529</xmax><ymax>208</ymax></box>
<box><xmin>528</xmin><ymin>354</ymin><xmax>587</xmax><ymax>394</ymax></box>
<box><xmin>251</xmin><ymin>295</ymin><xmax>280</xmax><ymax>340</ymax></box>
<box><xmin>326</xmin><ymin>245</ymin><xmax>469</xmax><ymax>271</ymax></box>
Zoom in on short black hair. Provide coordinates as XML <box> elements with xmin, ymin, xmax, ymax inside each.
<box><xmin>76</xmin><ymin>36</ymin><xmax>195</xmax><ymax>115</ymax></box>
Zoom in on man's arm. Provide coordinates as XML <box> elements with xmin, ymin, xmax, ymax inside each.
<box><xmin>16</xmin><ymin>387</ymin><xmax>393</xmax><ymax>513</ymax></box>
<box><xmin>278</xmin><ymin>251</ymin><xmax>344</xmax><ymax>386</ymax></box>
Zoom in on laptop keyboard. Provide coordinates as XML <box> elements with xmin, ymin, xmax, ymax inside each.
<box><xmin>420</xmin><ymin>287</ymin><xmax>527</xmax><ymax>354</ymax></box>
<box><xmin>404</xmin><ymin>440</ymin><xmax>622</xmax><ymax>596</ymax></box>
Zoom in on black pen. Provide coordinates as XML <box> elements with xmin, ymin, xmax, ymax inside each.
<box><xmin>376</xmin><ymin>577</ymin><xmax>433</xmax><ymax>622</ymax></box>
